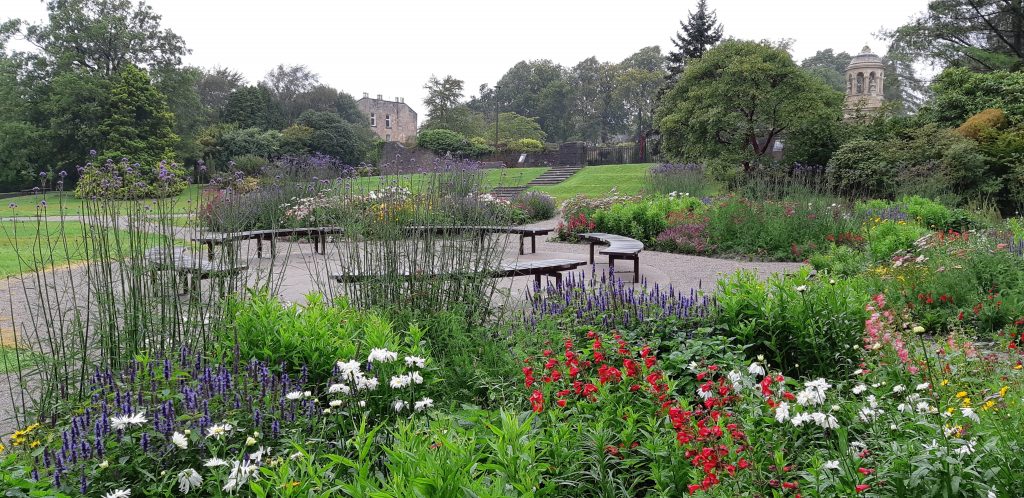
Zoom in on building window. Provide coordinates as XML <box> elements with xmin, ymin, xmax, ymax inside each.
<box><xmin>369</xmin><ymin>113</ymin><xmax>376</xmax><ymax>127</ymax></box>
<box><xmin>385</xmin><ymin>114</ymin><xmax>391</xmax><ymax>128</ymax></box>
<box><xmin>386</xmin><ymin>133</ymin><xmax>391</xmax><ymax>142</ymax></box>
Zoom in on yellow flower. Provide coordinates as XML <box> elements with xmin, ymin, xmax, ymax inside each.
<box><xmin>29</xmin><ymin>440</ymin><xmax>40</xmax><ymax>448</ymax></box>
<box><xmin>0</xmin><ymin>443</ymin><xmax>5</xmax><ymax>453</ymax></box>
<box><xmin>941</xmin><ymin>379</ymin><xmax>950</xmax><ymax>386</ymax></box>
<box><xmin>961</xmin><ymin>397</ymin><xmax>972</xmax><ymax>407</ymax></box>
<box><xmin>999</xmin><ymin>386</ymin><xmax>1009</xmax><ymax>397</ymax></box>
<box><xmin>1015</xmin><ymin>364</ymin><xmax>1023</xmax><ymax>370</ymax></box>
<box><xmin>955</xmin><ymin>391</ymin><xmax>968</xmax><ymax>398</ymax></box>
<box><xmin>982</xmin><ymin>400</ymin><xmax>996</xmax><ymax>410</ymax></box>
<box><xmin>946</xmin><ymin>406</ymin><xmax>955</xmax><ymax>414</ymax></box>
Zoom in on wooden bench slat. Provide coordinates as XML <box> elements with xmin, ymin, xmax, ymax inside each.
<box><xmin>331</xmin><ymin>258</ymin><xmax>585</xmax><ymax>284</ymax></box>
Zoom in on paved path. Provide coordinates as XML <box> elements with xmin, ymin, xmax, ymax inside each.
<box><xmin>0</xmin><ymin>216</ymin><xmax>804</xmax><ymax>435</ymax></box>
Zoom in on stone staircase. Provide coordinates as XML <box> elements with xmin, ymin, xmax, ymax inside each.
<box><xmin>492</xmin><ymin>164</ymin><xmax>585</xmax><ymax>200</ymax></box>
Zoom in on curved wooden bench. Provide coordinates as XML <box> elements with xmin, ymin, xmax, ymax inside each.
<box><xmin>193</xmin><ymin>226</ymin><xmax>344</xmax><ymax>260</ymax></box>
<box><xmin>331</xmin><ymin>258</ymin><xmax>585</xmax><ymax>287</ymax></box>
<box><xmin>577</xmin><ymin>232</ymin><xmax>644</xmax><ymax>283</ymax></box>
<box><xmin>404</xmin><ymin>225</ymin><xmax>552</xmax><ymax>254</ymax></box>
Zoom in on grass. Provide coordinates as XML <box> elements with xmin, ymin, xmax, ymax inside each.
<box><xmin>0</xmin><ymin>219</ymin><xmax>171</xmax><ymax>279</ymax></box>
<box><xmin>2</xmin><ymin>184</ymin><xmax>202</xmax><ymax>218</ymax></box>
<box><xmin>531</xmin><ymin>163</ymin><xmax>654</xmax><ymax>203</ymax></box>
<box><xmin>349</xmin><ymin>167</ymin><xmax>548</xmax><ymax>192</ymax></box>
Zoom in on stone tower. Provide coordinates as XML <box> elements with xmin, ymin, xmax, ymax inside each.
<box><xmin>843</xmin><ymin>45</ymin><xmax>886</xmax><ymax>120</ymax></box>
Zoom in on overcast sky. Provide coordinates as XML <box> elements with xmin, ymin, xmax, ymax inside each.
<box><xmin>5</xmin><ymin>0</ymin><xmax>930</xmax><ymax>116</ymax></box>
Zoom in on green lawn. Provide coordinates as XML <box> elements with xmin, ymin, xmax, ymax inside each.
<box><xmin>0</xmin><ymin>345</ymin><xmax>43</xmax><ymax>373</ymax></box>
<box><xmin>3</xmin><ymin>184</ymin><xmax>203</xmax><ymax>218</ymax></box>
<box><xmin>532</xmin><ymin>163</ymin><xmax>654</xmax><ymax>203</ymax></box>
<box><xmin>0</xmin><ymin>219</ymin><xmax>171</xmax><ymax>279</ymax></box>
<box><xmin>348</xmin><ymin>167</ymin><xmax>549</xmax><ymax>192</ymax></box>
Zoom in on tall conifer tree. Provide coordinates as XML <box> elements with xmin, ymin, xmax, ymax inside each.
<box><xmin>666</xmin><ymin>0</ymin><xmax>724</xmax><ymax>80</ymax></box>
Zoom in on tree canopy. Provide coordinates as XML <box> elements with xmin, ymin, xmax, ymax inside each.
<box><xmin>657</xmin><ymin>40</ymin><xmax>843</xmax><ymax>161</ymax></box>
<box><xmin>885</xmin><ymin>0</ymin><xmax>1024</xmax><ymax>71</ymax></box>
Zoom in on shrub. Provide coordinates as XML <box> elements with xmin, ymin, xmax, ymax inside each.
<box><xmin>75</xmin><ymin>157</ymin><xmax>188</xmax><ymax>199</ymax></box>
<box><xmin>589</xmin><ymin>196</ymin><xmax>703</xmax><ymax>245</ymax></box>
<box><xmin>957</xmin><ymin>108</ymin><xmax>1008</xmax><ymax>140</ymax></box>
<box><xmin>228</xmin><ymin>153</ymin><xmax>269</xmax><ymax>175</ymax></box>
<box><xmin>416</xmin><ymin>129</ymin><xmax>468</xmax><ymax>155</ymax></box>
<box><xmin>505</xmin><ymin>138</ymin><xmax>544</xmax><ymax>152</ymax></box>
<box><xmin>714</xmin><ymin>267</ymin><xmax>869</xmax><ymax>378</ymax></box>
<box><xmin>515</xmin><ymin>191</ymin><xmax>556</xmax><ymax>221</ymax></box>
<box><xmin>826</xmin><ymin>138</ymin><xmax>895</xmax><ymax>198</ymax></box>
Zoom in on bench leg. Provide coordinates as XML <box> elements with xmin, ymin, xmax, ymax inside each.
<box><xmin>534</xmin><ymin>273</ymin><xmax>541</xmax><ymax>286</ymax></box>
<box><xmin>270</xmin><ymin>236</ymin><xmax>276</xmax><ymax>258</ymax></box>
<box><xmin>207</xmin><ymin>241</ymin><xmax>214</xmax><ymax>261</ymax></box>
<box><xmin>256</xmin><ymin>238</ymin><xmax>263</xmax><ymax>259</ymax></box>
<box><xmin>519</xmin><ymin>235</ymin><xmax>525</xmax><ymax>255</ymax></box>
<box><xmin>589</xmin><ymin>242</ymin><xmax>595</xmax><ymax>264</ymax></box>
<box><xmin>554</xmin><ymin>272</ymin><xmax>562</xmax><ymax>288</ymax></box>
<box><xmin>531</xmin><ymin>235</ymin><xmax>536</xmax><ymax>254</ymax></box>
<box><xmin>633</xmin><ymin>256</ymin><xmax>640</xmax><ymax>283</ymax></box>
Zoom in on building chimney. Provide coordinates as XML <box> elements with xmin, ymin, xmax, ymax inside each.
<box><xmin>362</xmin><ymin>92</ymin><xmax>368</xmax><ymax>98</ymax></box>
<box><xmin>377</xmin><ymin>94</ymin><xmax>382</xmax><ymax>100</ymax></box>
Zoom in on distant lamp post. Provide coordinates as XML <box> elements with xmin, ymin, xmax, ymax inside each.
<box><xmin>494</xmin><ymin>85</ymin><xmax>502</xmax><ymax>150</ymax></box>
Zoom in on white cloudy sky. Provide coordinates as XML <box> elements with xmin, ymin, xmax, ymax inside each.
<box><xmin>5</xmin><ymin>0</ymin><xmax>930</xmax><ymax>116</ymax></box>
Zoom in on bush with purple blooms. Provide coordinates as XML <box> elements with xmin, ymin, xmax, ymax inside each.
<box><xmin>75</xmin><ymin>158</ymin><xmax>189</xmax><ymax>199</ymax></box>
<box><xmin>514</xmin><ymin>191</ymin><xmax>557</xmax><ymax>221</ymax></box>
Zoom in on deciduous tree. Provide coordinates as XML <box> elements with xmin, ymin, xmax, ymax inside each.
<box><xmin>657</xmin><ymin>40</ymin><xmax>842</xmax><ymax>162</ymax></box>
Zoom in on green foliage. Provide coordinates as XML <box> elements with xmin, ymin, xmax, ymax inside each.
<box><xmin>808</xmin><ymin>244</ymin><xmax>868</xmax><ymax>278</ymax></box>
<box><xmin>589</xmin><ymin>195</ymin><xmax>701</xmax><ymax>244</ymax></box>
<box><xmin>278</xmin><ymin>124</ymin><xmax>314</xmax><ymax>156</ymax></box>
<box><xmin>927</xmin><ymin>68</ymin><xmax>1024</xmax><ymax>126</ymax></box>
<box><xmin>223</xmin><ymin>85</ymin><xmax>284</xmax><ymax>130</ymax></box>
<box><xmin>657</xmin><ymin>40</ymin><xmax>843</xmax><ymax>162</ymax></box>
<box><xmin>865</xmin><ymin>219</ymin><xmax>927</xmax><ymax>262</ymax></box>
<box><xmin>295</xmin><ymin>110</ymin><xmax>374</xmax><ymax>165</ymax></box>
<box><xmin>826</xmin><ymin>138</ymin><xmax>895</xmax><ymax>199</ymax></box>
<box><xmin>95</xmin><ymin>64</ymin><xmax>178</xmax><ymax>170</ymax></box>
<box><xmin>25</xmin><ymin>0</ymin><xmax>188</xmax><ymax>77</ymax></box>
<box><xmin>495</xmin><ymin>111</ymin><xmax>546</xmax><ymax>145</ymax></box>
<box><xmin>229</xmin><ymin>153</ymin><xmax>269</xmax><ymax>175</ymax></box>
<box><xmin>222</xmin><ymin>292</ymin><xmax>397</xmax><ymax>384</ymax></box>
<box><xmin>217</xmin><ymin>127</ymin><xmax>281</xmax><ymax>164</ymax></box>
<box><xmin>505</xmin><ymin>138</ymin><xmax>544</xmax><ymax>152</ymax></box>
<box><xmin>416</xmin><ymin>128</ymin><xmax>468</xmax><ymax>155</ymax></box>
<box><xmin>714</xmin><ymin>268</ymin><xmax>869</xmax><ymax>378</ymax></box>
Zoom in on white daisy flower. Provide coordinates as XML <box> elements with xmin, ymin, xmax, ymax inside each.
<box><xmin>103</xmin><ymin>490</ymin><xmax>131</xmax><ymax>498</ymax></box>
<box><xmin>393</xmin><ymin>400</ymin><xmax>406</xmax><ymax>412</ymax></box>
<box><xmin>414</xmin><ymin>397</ymin><xmax>434</xmax><ymax>411</ymax></box>
<box><xmin>171</xmin><ymin>431</ymin><xmax>188</xmax><ymax>449</ymax></box>
<box><xmin>328</xmin><ymin>383</ymin><xmax>351</xmax><ymax>394</ymax></box>
<box><xmin>204</xmin><ymin>457</ymin><xmax>228</xmax><ymax>467</ymax></box>
<box><xmin>329</xmin><ymin>399</ymin><xmax>343</xmax><ymax>407</ymax></box>
<box><xmin>284</xmin><ymin>391</ymin><xmax>305</xmax><ymax>400</ymax></box>
<box><xmin>110</xmin><ymin>411</ymin><xmax>147</xmax><ymax>431</ymax></box>
<box><xmin>404</xmin><ymin>356</ymin><xmax>426</xmax><ymax>368</ymax></box>
<box><xmin>336</xmin><ymin>360</ymin><xmax>362</xmax><ymax>380</ymax></box>
<box><xmin>367</xmin><ymin>348</ymin><xmax>398</xmax><ymax>363</ymax></box>
<box><xmin>774</xmin><ymin>402</ymin><xmax>790</xmax><ymax>423</ymax></box>
<box><xmin>852</xmin><ymin>384</ymin><xmax>867</xmax><ymax>395</ymax></box>
<box><xmin>961</xmin><ymin>407</ymin><xmax>980</xmax><ymax>422</ymax></box>
<box><xmin>206</xmin><ymin>423</ymin><xmax>233</xmax><ymax>440</ymax></box>
<box><xmin>409</xmin><ymin>371</ymin><xmax>424</xmax><ymax>384</ymax></box>
<box><xmin>823</xmin><ymin>460</ymin><xmax>840</xmax><ymax>470</ymax></box>
<box><xmin>747</xmin><ymin>362</ymin><xmax>766</xmax><ymax>377</ymax></box>
<box><xmin>390</xmin><ymin>374</ymin><xmax>412</xmax><ymax>389</ymax></box>
<box><xmin>355</xmin><ymin>376</ymin><xmax>378</xmax><ymax>391</ymax></box>
<box><xmin>892</xmin><ymin>384</ymin><xmax>906</xmax><ymax>394</ymax></box>
<box><xmin>916</xmin><ymin>382</ymin><xmax>930</xmax><ymax>391</ymax></box>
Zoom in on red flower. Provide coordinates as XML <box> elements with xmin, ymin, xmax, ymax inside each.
<box><xmin>529</xmin><ymin>390</ymin><xmax>544</xmax><ymax>412</ymax></box>
<box><xmin>857</xmin><ymin>467</ymin><xmax>874</xmax><ymax>476</ymax></box>
<box><xmin>623</xmin><ymin>359</ymin><xmax>640</xmax><ymax>377</ymax></box>
<box><xmin>556</xmin><ymin>399</ymin><xmax>566</xmax><ymax>408</ymax></box>
<box><xmin>855</xmin><ymin>484</ymin><xmax>870</xmax><ymax>493</ymax></box>
<box><xmin>783</xmin><ymin>482</ymin><xmax>799</xmax><ymax>490</ymax></box>
<box><xmin>522</xmin><ymin>367</ymin><xmax>534</xmax><ymax>388</ymax></box>
<box><xmin>687</xmin><ymin>484</ymin><xmax>701</xmax><ymax>495</ymax></box>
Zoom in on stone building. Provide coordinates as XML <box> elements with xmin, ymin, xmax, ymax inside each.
<box><xmin>355</xmin><ymin>93</ymin><xmax>418</xmax><ymax>143</ymax></box>
<box><xmin>843</xmin><ymin>46</ymin><xmax>886</xmax><ymax>120</ymax></box>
